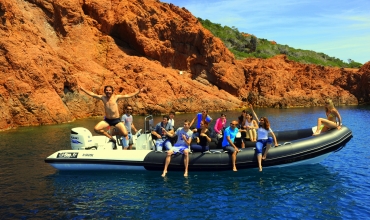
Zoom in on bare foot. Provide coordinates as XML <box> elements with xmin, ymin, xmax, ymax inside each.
<box><xmin>262</xmin><ymin>155</ymin><xmax>266</xmax><ymax>160</ymax></box>
<box><xmin>312</xmin><ymin>133</ymin><xmax>320</xmax><ymax>136</ymax></box>
<box><xmin>161</xmin><ymin>171</ymin><xmax>167</xmax><ymax>177</ymax></box>
<box><xmin>233</xmin><ymin>167</ymin><xmax>237</xmax><ymax>172</ymax></box>
<box><xmin>259</xmin><ymin>166</ymin><xmax>262</xmax><ymax>172</ymax></box>
<box><xmin>184</xmin><ymin>172</ymin><xmax>188</xmax><ymax>177</ymax></box>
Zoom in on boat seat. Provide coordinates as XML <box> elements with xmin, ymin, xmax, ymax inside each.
<box><xmin>145</xmin><ymin>118</ymin><xmax>154</xmax><ymax>133</ymax></box>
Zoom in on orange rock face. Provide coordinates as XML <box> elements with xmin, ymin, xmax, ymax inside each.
<box><xmin>0</xmin><ymin>0</ymin><xmax>368</xmax><ymax>131</ymax></box>
<box><xmin>236</xmin><ymin>55</ymin><xmax>365</xmax><ymax>108</ymax></box>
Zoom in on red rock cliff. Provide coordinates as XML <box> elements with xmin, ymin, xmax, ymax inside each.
<box><xmin>0</xmin><ymin>0</ymin><xmax>368</xmax><ymax>131</ymax></box>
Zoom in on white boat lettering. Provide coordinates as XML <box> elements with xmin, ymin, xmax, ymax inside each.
<box><xmin>57</xmin><ymin>152</ymin><xmax>78</xmax><ymax>158</ymax></box>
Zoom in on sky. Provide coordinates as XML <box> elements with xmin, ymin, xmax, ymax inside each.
<box><xmin>162</xmin><ymin>0</ymin><xmax>370</xmax><ymax>64</ymax></box>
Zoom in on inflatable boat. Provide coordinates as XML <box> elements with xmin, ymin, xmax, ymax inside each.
<box><xmin>44</xmin><ymin>117</ymin><xmax>353</xmax><ymax>172</ymax></box>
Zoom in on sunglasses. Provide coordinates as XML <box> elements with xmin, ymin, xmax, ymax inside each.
<box><xmin>230</xmin><ymin>123</ymin><xmax>237</xmax><ymax>126</ymax></box>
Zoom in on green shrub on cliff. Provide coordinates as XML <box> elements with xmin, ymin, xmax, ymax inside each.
<box><xmin>198</xmin><ymin>18</ymin><xmax>362</xmax><ymax>68</ymax></box>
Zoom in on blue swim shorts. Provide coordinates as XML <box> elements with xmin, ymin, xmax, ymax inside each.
<box><xmin>172</xmin><ymin>144</ymin><xmax>189</xmax><ymax>154</ymax></box>
<box><xmin>255</xmin><ymin>137</ymin><xmax>273</xmax><ymax>155</ymax></box>
<box><xmin>155</xmin><ymin>139</ymin><xmax>172</xmax><ymax>151</ymax></box>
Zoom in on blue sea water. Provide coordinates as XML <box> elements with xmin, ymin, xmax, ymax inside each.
<box><xmin>0</xmin><ymin>106</ymin><xmax>369</xmax><ymax>219</ymax></box>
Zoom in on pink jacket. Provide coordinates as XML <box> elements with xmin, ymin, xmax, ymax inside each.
<box><xmin>214</xmin><ymin>118</ymin><xmax>227</xmax><ymax>134</ymax></box>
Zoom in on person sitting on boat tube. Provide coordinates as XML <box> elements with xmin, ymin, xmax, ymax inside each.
<box><xmin>313</xmin><ymin>99</ymin><xmax>342</xmax><ymax>135</ymax></box>
<box><xmin>189</xmin><ymin>109</ymin><xmax>213</xmax><ymax>129</ymax></box>
<box><xmin>238</xmin><ymin>110</ymin><xmax>248</xmax><ymax>148</ymax></box>
<box><xmin>191</xmin><ymin>121</ymin><xmax>212</xmax><ymax>153</ymax></box>
<box><xmin>243</xmin><ymin>111</ymin><xmax>258</xmax><ymax>142</ymax></box>
<box><xmin>250</xmin><ymin>105</ymin><xmax>278</xmax><ymax>172</ymax></box>
<box><xmin>161</xmin><ymin>120</ymin><xmax>193</xmax><ymax>177</ymax></box>
<box><xmin>151</xmin><ymin>115</ymin><xmax>174</xmax><ymax>151</ymax></box>
<box><xmin>214</xmin><ymin>113</ymin><xmax>227</xmax><ymax>139</ymax></box>
<box><xmin>222</xmin><ymin>120</ymin><xmax>240</xmax><ymax>172</ymax></box>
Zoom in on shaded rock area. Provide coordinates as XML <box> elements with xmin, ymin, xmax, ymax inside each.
<box><xmin>0</xmin><ymin>0</ymin><xmax>368</xmax><ymax>131</ymax></box>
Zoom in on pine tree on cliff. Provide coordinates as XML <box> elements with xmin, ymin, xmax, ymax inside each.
<box><xmin>250</xmin><ymin>35</ymin><xmax>257</xmax><ymax>52</ymax></box>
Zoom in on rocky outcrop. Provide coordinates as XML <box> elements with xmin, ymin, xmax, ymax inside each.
<box><xmin>0</xmin><ymin>0</ymin><xmax>368</xmax><ymax>131</ymax></box>
<box><xmin>236</xmin><ymin>55</ymin><xmax>362</xmax><ymax>108</ymax></box>
<box><xmin>353</xmin><ymin>62</ymin><xmax>370</xmax><ymax>103</ymax></box>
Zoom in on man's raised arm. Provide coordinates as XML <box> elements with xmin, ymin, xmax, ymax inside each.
<box><xmin>116</xmin><ymin>88</ymin><xmax>142</xmax><ymax>100</ymax></box>
<box><xmin>79</xmin><ymin>86</ymin><xmax>102</xmax><ymax>99</ymax></box>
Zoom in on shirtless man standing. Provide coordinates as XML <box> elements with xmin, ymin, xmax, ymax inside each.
<box><xmin>79</xmin><ymin>85</ymin><xmax>141</xmax><ymax>149</ymax></box>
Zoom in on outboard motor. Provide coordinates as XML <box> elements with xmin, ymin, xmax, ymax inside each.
<box><xmin>70</xmin><ymin>127</ymin><xmax>95</xmax><ymax>150</ymax></box>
